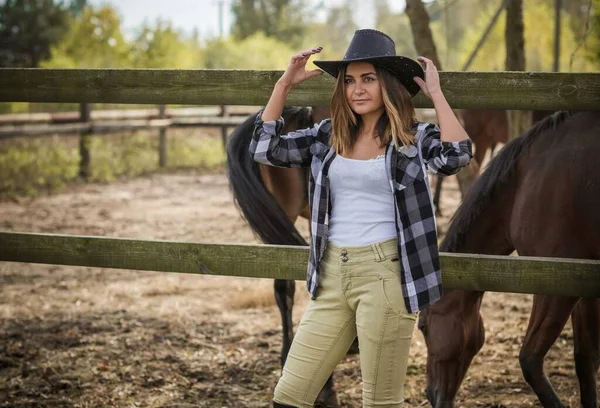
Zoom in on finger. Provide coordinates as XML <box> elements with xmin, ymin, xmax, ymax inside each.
<box><xmin>306</xmin><ymin>69</ymin><xmax>323</xmax><ymax>79</ymax></box>
<box><xmin>299</xmin><ymin>46</ymin><xmax>323</xmax><ymax>57</ymax></box>
<box><xmin>291</xmin><ymin>53</ymin><xmax>308</xmax><ymax>63</ymax></box>
<box><xmin>413</xmin><ymin>77</ymin><xmax>426</xmax><ymax>89</ymax></box>
<box><xmin>417</xmin><ymin>56</ymin><xmax>434</xmax><ymax>68</ymax></box>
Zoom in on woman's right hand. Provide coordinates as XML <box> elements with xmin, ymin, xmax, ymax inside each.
<box><xmin>278</xmin><ymin>47</ymin><xmax>324</xmax><ymax>88</ymax></box>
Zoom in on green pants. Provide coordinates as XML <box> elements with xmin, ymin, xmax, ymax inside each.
<box><xmin>273</xmin><ymin>238</ymin><xmax>418</xmax><ymax>408</ymax></box>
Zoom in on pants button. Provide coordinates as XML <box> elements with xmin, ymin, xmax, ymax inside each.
<box><xmin>341</xmin><ymin>256</ymin><xmax>348</xmax><ymax>262</ymax></box>
<box><xmin>341</xmin><ymin>249</ymin><xmax>348</xmax><ymax>256</ymax></box>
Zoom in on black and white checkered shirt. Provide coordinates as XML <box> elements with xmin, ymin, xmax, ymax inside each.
<box><xmin>249</xmin><ymin>114</ymin><xmax>472</xmax><ymax>313</ymax></box>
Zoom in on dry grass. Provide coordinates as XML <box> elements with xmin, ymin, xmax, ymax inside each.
<box><xmin>228</xmin><ymin>286</ymin><xmax>277</xmax><ymax>309</ymax></box>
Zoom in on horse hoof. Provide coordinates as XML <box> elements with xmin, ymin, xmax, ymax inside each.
<box><xmin>314</xmin><ymin>389</ymin><xmax>339</xmax><ymax>407</ymax></box>
<box><xmin>347</xmin><ymin>338</ymin><xmax>360</xmax><ymax>355</ymax></box>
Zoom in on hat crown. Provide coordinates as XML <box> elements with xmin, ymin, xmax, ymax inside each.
<box><xmin>343</xmin><ymin>29</ymin><xmax>396</xmax><ymax>61</ymax></box>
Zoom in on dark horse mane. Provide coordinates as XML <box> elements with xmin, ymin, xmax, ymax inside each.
<box><xmin>226</xmin><ymin>106</ymin><xmax>314</xmax><ymax>246</ymax></box>
<box><xmin>440</xmin><ymin>110</ymin><xmax>573</xmax><ymax>253</ymax></box>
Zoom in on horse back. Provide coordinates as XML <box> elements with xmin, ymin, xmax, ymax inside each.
<box><xmin>510</xmin><ymin>111</ymin><xmax>600</xmax><ymax>259</ymax></box>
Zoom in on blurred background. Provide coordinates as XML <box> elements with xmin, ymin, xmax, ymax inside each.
<box><xmin>1</xmin><ymin>2</ymin><xmax>599</xmax><ymax>407</ymax></box>
<box><xmin>0</xmin><ymin>0</ymin><xmax>598</xmax><ymax>198</ymax></box>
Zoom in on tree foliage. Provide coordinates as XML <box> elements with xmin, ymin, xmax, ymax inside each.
<box><xmin>0</xmin><ymin>0</ymin><xmax>77</xmax><ymax>67</ymax></box>
<box><xmin>203</xmin><ymin>31</ymin><xmax>295</xmax><ymax>69</ymax></box>
<box><xmin>41</xmin><ymin>5</ymin><xmax>130</xmax><ymax>68</ymax></box>
<box><xmin>590</xmin><ymin>0</ymin><xmax>600</xmax><ymax>64</ymax></box>
<box><xmin>426</xmin><ymin>0</ymin><xmax>597</xmax><ymax>72</ymax></box>
<box><xmin>230</xmin><ymin>0</ymin><xmax>314</xmax><ymax>47</ymax></box>
<box><xmin>131</xmin><ymin>19</ymin><xmax>203</xmax><ymax>69</ymax></box>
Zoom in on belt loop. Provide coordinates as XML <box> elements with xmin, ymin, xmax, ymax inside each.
<box><xmin>371</xmin><ymin>242</ymin><xmax>384</xmax><ymax>262</ymax></box>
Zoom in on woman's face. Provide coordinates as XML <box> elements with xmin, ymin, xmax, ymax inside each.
<box><xmin>344</xmin><ymin>62</ymin><xmax>384</xmax><ymax>116</ymax></box>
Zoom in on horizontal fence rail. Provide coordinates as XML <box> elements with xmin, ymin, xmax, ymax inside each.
<box><xmin>0</xmin><ymin>106</ymin><xmax>258</xmax><ymax>125</ymax></box>
<box><xmin>0</xmin><ymin>116</ymin><xmax>249</xmax><ymax>139</ymax></box>
<box><xmin>1</xmin><ymin>69</ymin><xmax>599</xmax><ymax>110</ymax></box>
<box><xmin>1</xmin><ymin>232</ymin><xmax>599</xmax><ymax>298</ymax></box>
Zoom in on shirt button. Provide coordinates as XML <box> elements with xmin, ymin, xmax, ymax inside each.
<box><xmin>341</xmin><ymin>249</ymin><xmax>348</xmax><ymax>256</ymax></box>
<box><xmin>341</xmin><ymin>256</ymin><xmax>349</xmax><ymax>262</ymax></box>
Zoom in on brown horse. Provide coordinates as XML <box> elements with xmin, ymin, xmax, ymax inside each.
<box><xmin>432</xmin><ymin>110</ymin><xmax>553</xmax><ymax>213</ymax></box>
<box><xmin>418</xmin><ymin>111</ymin><xmax>600</xmax><ymax>408</ymax></box>
<box><xmin>225</xmin><ymin>106</ymin><xmax>339</xmax><ymax>405</ymax></box>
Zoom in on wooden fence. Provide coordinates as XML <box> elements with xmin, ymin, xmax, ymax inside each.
<box><xmin>0</xmin><ymin>104</ymin><xmax>258</xmax><ymax>175</ymax></box>
<box><xmin>1</xmin><ymin>68</ymin><xmax>600</xmax><ymax>294</ymax></box>
<box><xmin>1</xmin><ymin>231</ymin><xmax>600</xmax><ymax>297</ymax></box>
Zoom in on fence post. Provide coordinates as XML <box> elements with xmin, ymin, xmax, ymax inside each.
<box><xmin>78</xmin><ymin>103</ymin><xmax>92</xmax><ymax>181</ymax></box>
<box><xmin>158</xmin><ymin>104</ymin><xmax>167</xmax><ymax>168</ymax></box>
<box><xmin>219</xmin><ymin>105</ymin><xmax>228</xmax><ymax>151</ymax></box>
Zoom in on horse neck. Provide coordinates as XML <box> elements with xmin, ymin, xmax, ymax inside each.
<box><xmin>441</xmin><ymin>168</ymin><xmax>520</xmax><ymax>257</ymax></box>
<box><xmin>459</xmin><ymin>190</ymin><xmax>515</xmax><ymax>256</ymax></box>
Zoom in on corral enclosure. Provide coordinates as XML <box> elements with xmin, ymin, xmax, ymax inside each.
<box><xmin>0</xmin><ymin>169</ymin><xmax>583</xmax><ymax>407</ymax></box>
<box><xmin>0</xmin><ymin>66</ymin><xmax>599</xmax><ymax>408</ymax></box>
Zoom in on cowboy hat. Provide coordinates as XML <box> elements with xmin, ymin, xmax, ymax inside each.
<box><xmin>313</xmin><ymin>29</ymin><xmax>424</xmax><ymax>97</ymax></box>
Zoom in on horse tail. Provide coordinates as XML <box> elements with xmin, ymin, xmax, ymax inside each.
<box><xmin>226</xmin><ymin>107</ymin><xmax>310</xmax><ymax>247</ymax></box>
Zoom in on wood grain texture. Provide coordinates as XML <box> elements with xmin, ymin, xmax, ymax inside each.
<box><xmin>1</xmin><ymin>232</ymin><xmax>599</xmax><ymax>297</ymax></box>
<box><xmin>0</xmin><ymin>69</ymin><xmax>599</xmax><ymax>109</ymax></box>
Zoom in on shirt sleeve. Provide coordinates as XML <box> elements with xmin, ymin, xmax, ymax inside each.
<box><xmin>417</xmin><ymin>122</ymin><xmax>473</xmax><ymax>176</ymax></box>
<box><xmin>249</xmin><ymin>110</ymin><xmax>330</xmax><ymax>168</ymax></box>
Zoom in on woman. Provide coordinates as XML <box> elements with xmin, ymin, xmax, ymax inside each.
<box><xmin>250</xmin><ymin>29</ymin><xmax>472</xmax><ymax>408</ymax></box>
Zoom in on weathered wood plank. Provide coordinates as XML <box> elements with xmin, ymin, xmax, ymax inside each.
<box><xmin>0</xmin><ymin>69</ymin><xmax>598</xmax><ymax>109</ymax></box>
<box><xmin>0</xmin><ymin>106</ymin><xmax>259</xmax><ymax>126</ymax></box>
<box><xmin>0</xmin><ymin>117</ymin><xmax>248</xmax><ymax>139</ymax></box>
<box><xmin>1</xmin><ymin>232</ymin><xmax>599</xmax><ymax>297</ymax></box>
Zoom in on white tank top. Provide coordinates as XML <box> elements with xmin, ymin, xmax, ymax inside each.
<box><xmin>327</xmin><ymin>154</ymin><xmax>396</xmax><ymax>246</ymax></box>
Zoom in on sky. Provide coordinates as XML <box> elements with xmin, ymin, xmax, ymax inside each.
<box><xmin>89</xmin><ymin>0</ymin><xmax>407</xmax><ymax>39</ymax></box>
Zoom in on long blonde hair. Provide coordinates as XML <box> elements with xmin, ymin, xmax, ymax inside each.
<box><xmin>330</xmin><ymin>64</ymin><xmax>417</xmax><ymax>155</ymax></box>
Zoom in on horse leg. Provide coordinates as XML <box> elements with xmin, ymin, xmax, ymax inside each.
<box><xmin>433</xmin><ymin>176</ymin><xmax>443</xmax><ymax>216</ymax></box>
<box><xmin>274</xmin><ymin>279</ymin><xmax>296</xmax><ymax>366</ymax></box>
<box><xmin>572</xmin><ymin>298</ymin><xmax>600</xmax><ymax>408</ymax></box>
<box><xmin>519</xmin><ymin>295</ymin><xmax>579</xmax><ymax>408</ymax></box>
<box><xmin>473</xmin><ymin>136</ymin><xmax>490</xmax><ymax>171</ymax></box>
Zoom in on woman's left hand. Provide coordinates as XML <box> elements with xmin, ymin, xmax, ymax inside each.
<box><xmin>413</xmin><ymin>56</ymin><xmax>442</xmax><ymax>99</ymax></box>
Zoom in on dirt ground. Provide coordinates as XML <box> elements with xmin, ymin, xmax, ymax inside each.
<box><xmin>0</xmin><ymin>168</ymin><xmax>583</xmax><ymax>407</ymax></box>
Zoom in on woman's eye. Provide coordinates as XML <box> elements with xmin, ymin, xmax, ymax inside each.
<box><xmin>365</xmin><ymin>77</ymin><xmax>376</xmax><ymax>82</ymax></box>
<box><xmin>344</xmin><ymin>78</ymin><xmax>354</xmax><ymax>84</ymax></box>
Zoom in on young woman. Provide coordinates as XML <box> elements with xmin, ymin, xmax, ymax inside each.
<box><xmin>249</xmin><ymin>29</ymin><xmax>472</xmax><ymax>408</ymax></box>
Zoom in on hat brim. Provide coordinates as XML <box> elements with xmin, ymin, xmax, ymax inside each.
<box><xmin>313</xmin><ymin>56</ymin><xmax>424</xmax><ymax>97</ymax></box>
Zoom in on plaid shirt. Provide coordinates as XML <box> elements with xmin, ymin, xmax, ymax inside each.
<box><xmin>249</xmin><ymin>113</ymin><xmax>472</xmax><ymax>313</ymax></box>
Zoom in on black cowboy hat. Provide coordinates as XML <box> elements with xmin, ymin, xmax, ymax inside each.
<box><xmin>313</xmin><ymin>29</ymin><xmax>424</xmax><ymax>97</ymax></box>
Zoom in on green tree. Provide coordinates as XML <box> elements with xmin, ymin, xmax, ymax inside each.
<box><xmin>322</xmin><ymin>0</ymin><xmax>357</xmax><ymax>53</ymax></box>
<box><xmin>41</xmin><ymin>5</ymin><xmax>130</xmax><ymax>68</ymax></box>
<box><xmin>590</xmin><ymin>0</ymin><xmax>600</xmax><ymax>63</ymax></box>
<box><xmin>203</xmin><ymin>32</ymin><xmax>295</xmax><ymax>69</ymax></box>
<box><xmin>375</xmin><ymin>0</ymin><xmax>416</xmax><ymax>56</ymax></box>
<box><xmin>0</xmin><ymin>0</ymin><xmax>75</xmax><ymax>67</ymax></box>
<box><xmin>230</xmin><ymin>0</ymin><xmax>314</xmax><ymax>47</ymax></box>
<box><xmin>295</xmin><ymin>0</ymin><xmax>357</xmax><ymax>60</ymax></box>
<box><xmin>430</xmin><ymin>1</ymin><xmax>598</xmax><ymax>71</ymax></box>
<box><xmin>131</xmin><ymin>19</ymin><xmax>202</xmax><ymax>68</ymax></box>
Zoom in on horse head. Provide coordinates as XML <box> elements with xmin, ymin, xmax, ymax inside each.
<box><xmin>418</xmin><ymin>289</ymin><xmax>485</xmax><ymax>407</ymax></box>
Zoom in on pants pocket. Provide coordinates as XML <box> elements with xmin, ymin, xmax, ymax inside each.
<box><xmin>380</xmin><ymin>276</ymin><xmax>415</xmax><ymax>319</ymax></box>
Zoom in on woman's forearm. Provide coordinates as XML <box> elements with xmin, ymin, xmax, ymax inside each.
<box><xmin>261</xmin><ymin>81</ymin><xmax>294</xmax><ymax>122</ymax></box>
<box><xmin>431</xmin><ymin>91</ymin><xmax>469</xmax><ymax>142</ymax></box>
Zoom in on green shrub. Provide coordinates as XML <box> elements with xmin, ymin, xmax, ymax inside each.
<box><xmin>0</xmin><ymin>128</ymin><xmax>226</xmax><ymax>199</ymax></box>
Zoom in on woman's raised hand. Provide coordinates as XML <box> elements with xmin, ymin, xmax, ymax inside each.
<box><xmin>278</xmin><ymin>47</ymin><xmax>324</xmax><ymax>87</ymax></box>
<box><xmin>413</xmin><ymin>56</ymin><xmax>442</xmax><ymax>100</ymax></box>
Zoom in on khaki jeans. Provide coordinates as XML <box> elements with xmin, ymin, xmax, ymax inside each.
<box><xmin>273</xmin><ymin>238</ymin><xmax>418</xmax><ymax>408</ymax></box>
